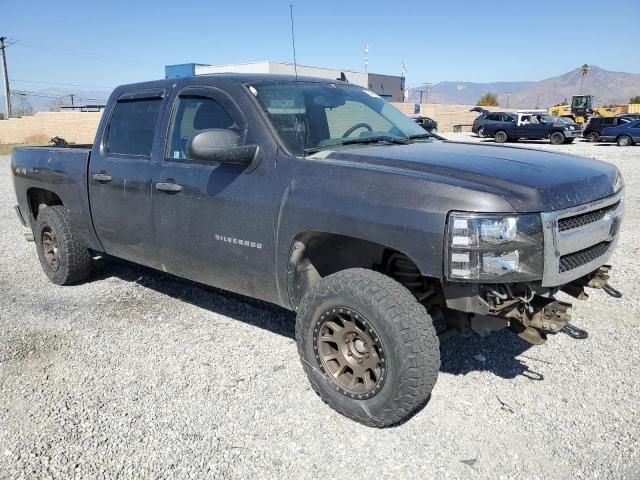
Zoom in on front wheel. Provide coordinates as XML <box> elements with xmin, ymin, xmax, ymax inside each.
<box><xmin>617</xmin><ymin>135</ymin><xmax>633</xmax><ymax>147</ymax></box>
<box><xmin>34</xmin><ymin>205</ymin><xmax>92</xmax><ymax>285</ymax></box>
<box><xmin>296</xmin><ymin>268</ymin><xmax>440</xmax><ymax>427</ymax></box>
<box><xmin>587</xmin><ymin>132</ymin><xmax>600</xmax><ymax>142</ymax></box>
<box><xmin>494</xmin><ymin>131</ymin><xmax>508</xmax><ymax>143</ymax></box>
<box><xmin>550</xmin><ymin>132</ymin><xmax>565</xmax><ymax>145</ymax></box>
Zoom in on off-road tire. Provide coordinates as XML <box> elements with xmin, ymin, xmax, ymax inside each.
<box><xmin>550</xmin><ymin>132</ymin><xmax>565</xmax><ymax>145</ymax></box>
<box><xmin>295</xmin><ymin>268</ymin><xmax>440</xmax><ymax>427</ymax></box>
<box><xmin>617</xmin><ymin>135</ymin><xmax>633</xmax><ymax>147</ymax></box>
<box><xmin>494</xmin><ymin>131</ymin><xmax>508</xmax><ymax>143</ymax></box>
<box><xmin>34</xmin><ymin>206</ymin><xmax>92</xmax><ymax>285</ymax></box>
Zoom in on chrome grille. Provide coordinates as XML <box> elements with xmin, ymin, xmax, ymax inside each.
<box><xmin>558</xmin><ymin>202</ymin><xmax>620</xmax><ymax>232</ymax></box>
<box><xmin>541</xmin><ymin>191</ymin><xmax>623</xmax><ymax>286</ymax></box>
<box><xmin>559</xmin><ymin>241</ymin><xmax>611</xmax><ymax>273</ymax></box>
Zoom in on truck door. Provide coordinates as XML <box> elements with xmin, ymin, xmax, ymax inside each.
<box><xmin>152</xmin><ymin>85</ymin><xmax>277</xmax><ymax>302</ymax></box>
<box><xmin>88</xmin><ymin>90</ymin><xmax>165</xmax><ymax>268</ymax></box>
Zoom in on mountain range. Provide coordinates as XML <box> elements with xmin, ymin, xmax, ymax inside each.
<box><xmin>408</xmin><ymin>66</ymin><xmax>640</xmax><ymax>108</ymax></box>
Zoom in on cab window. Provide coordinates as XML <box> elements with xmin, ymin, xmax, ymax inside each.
<box><xmin>105</xmin><ymin>98</ymin><xmax>162</xmax><ymax>156</ymax></box>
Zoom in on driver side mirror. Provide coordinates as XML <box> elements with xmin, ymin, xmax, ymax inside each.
<box><xmin>187</xmin><ymin>129</ymin><xmax>259</xmax><ymax>166</ymax></box>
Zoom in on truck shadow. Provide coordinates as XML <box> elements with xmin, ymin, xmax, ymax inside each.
<box><xmin>93</xmin><ymin>257</ymin><xmax>544</xmax><ymax>381</ymax></box>
<box><xmin>439</xmin><ymin>332</ymin><xmax>544</xmax><ymax>381</ymax></box>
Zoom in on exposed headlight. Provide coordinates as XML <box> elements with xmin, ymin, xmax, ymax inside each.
<box><xmin>614</xmin><ymin>171</ymin><xmax>624</xmax><ymax>193</ymax></box>
<box><xmin>446</xmin><ymin>213</ymin><xmax>544</xmax><ymax>282</ymax></box>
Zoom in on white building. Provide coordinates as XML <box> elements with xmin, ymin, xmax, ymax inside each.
<box><xmin>165</xmin><ymin>61</ymin><xmax>405</xmax><ymax>102</ymax></box>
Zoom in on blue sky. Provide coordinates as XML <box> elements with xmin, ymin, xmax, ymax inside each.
<box><xmin>3</xmin><ymin>0</ymin><xmax>640</xmax><ymax>97</ymax></box>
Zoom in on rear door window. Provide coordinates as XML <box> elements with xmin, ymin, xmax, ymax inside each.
<box><xmin>105</xmin><ymin>98</ymin><xmax>162</xmax><ymax>156</ymax></box>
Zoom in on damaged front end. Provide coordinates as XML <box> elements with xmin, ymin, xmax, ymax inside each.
<box><xmin>440</xmin><ymin>264</ymin><xmax>622</xmax><ymax>345</ymax></box>
<box><xmin>440</xmin><ymin>187</ymin><xmax>624</xmax><ymax>345</ymax></box>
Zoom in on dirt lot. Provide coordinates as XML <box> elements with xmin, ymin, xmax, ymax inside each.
<box><xmin>1</xmin><ymin>136</ymin><xmax>639</xmax><ymax>479</ymax></box>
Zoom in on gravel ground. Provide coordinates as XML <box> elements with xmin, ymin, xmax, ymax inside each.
<box><xmin>1</xmin><ymin>136</ymin><xmax>639</xmax><ymax>479</ymax></box>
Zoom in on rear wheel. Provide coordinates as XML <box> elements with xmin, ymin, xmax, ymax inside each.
<box><xmin>34</xmin><ymin>206</ymin><xmax>92</xmax><ymax>285</ymax></box>
<box><xmin>296</xmin><ymin>268</ymin><xmax>440</xmax><ymax>427</ymax></box>
<box><xmin>550</xmin><ymin>132</ymin><xmax>565</xmax><ymax>145</ymax></box>
<box><xmin>477</xmin><ymin>126</ymin><xmax>484</xmax><ymax>137</ymax></box>
<box><xmin>494</xmin><ymin>131</ymin><xmax>508</xmax><ymax>143</ymax></box>
<box><xmin>617</xmin><ymin>135</ymin><xmax>633</xmax><ymax>147</ymax></box>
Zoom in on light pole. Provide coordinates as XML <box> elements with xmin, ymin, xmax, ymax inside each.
<box><xmin>401</xmin><ymin>62</ymin><xmax>407</xmax><ymax>102</ymax></box>
<box><xmin>363</xmin><ymin>45</ymin><xmax>369</xmax><ymax>73</ymax></box>
<box><xmin>536</xmin><ymin>94</ymin><xmax>542</xmax><ymax>109</ymax></box>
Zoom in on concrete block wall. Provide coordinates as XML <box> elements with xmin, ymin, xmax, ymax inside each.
<box><xmin>390</xmin><ymin>102</ymin><xmax>505</xmax><ymax>132</ymax></box>
<box><xmin>0</xmin><ymin>112</ymin><xmax>103</xmax><ymax>145</ymax></box>
<box><xmin>0</xmin><ymin>102</ymin><xmax>513</xmax><ymax>146</ymax></box>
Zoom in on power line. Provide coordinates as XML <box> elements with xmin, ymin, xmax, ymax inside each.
<box><xmin>12</xmin><ymin>90</ymin><xmax>107</xmax><ymax>103</ymax></box>
<box><xmin>12</xmin><ymin>39</ymin><xmax>157</xmax><ymax>69</ymax></box>
<box><xmin>10</xmin><ymin>78</ymin><xmax>114</xmax><ymax>89</ymax></box>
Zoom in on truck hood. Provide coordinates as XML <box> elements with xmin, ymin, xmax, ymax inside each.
<box><xmin>311</xmin><ymin>140</ymin><xmax>619</xmax><ymax>212</ymax></box>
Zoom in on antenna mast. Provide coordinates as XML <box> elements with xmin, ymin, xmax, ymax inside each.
<box><xmin>290</xmin><ymin>5</ymin><xmax>298</xmax><ymax>80</ymax></box>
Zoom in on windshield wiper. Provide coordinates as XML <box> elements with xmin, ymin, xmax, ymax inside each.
<box><xmin>407</xmin><ymin>132</ymin><xmax>443</xmax><ymax>140</ymax></box>
<box><xmin>340</xmin><ymin>135</ymin><xmax>410</xmax><ymax>146</ymax></box>
<box><xmin>304</xmin><ymin>135</ymin><xmax>409</xmax><ymax>154</ymax></box>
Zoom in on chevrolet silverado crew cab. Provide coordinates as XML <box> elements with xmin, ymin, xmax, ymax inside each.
<box><xmin>483</xmin><ymin>112</ymin><xmax>582</xmax><ymax>145</ymax></box>
<box><xmin>11</xmin><ymin>74</ymin><xmax>624</xmax><ymax>427</ymax></box>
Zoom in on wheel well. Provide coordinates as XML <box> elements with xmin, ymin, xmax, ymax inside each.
<box><xmin>27</xmin><ymin>188</ymin><xmax>63</xmax><ymax>219</ymax></box>
<box><xmin>287</xmin><ymin>232</ymin><xmax>440</xmax><ymax>308</ymax></box>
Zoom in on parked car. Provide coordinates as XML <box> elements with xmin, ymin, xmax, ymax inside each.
<box><xmin>413</xmin><ymin>115</ymin><xmax>438</xmax><ymax>133</ymax></box>
<box><xmin>600</xmin><ymin>119</ymin><xmax>640</xmax><ymax>146</ymax></box>
<box><xmin>583</xmin><ymin>115</ymin><xmax>637</xmax><ymax>142</ymax></box>
<box><xmin>471</xmin><ymin>110</ymin><xmax>516</xmax><ymax>137</ymax></box>
<box><xmin>482</xmin><ymin>112</ymin><xmax>582</xmax><ymax>144</ymax></box>
<box><xmin>11</xmin><ymin>73</ymin><xmax>624</xmax><ymax>427</ymax></box>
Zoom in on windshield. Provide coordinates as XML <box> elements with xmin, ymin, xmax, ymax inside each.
<box><xmin>250</xmin><ymin>81</ymin><xmax>427</xmax><ymax>155</ymax></box>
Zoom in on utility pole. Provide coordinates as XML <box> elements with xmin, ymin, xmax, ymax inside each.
<box><xmin>0</xmin><ymin>36</ymin><xmax>11</xmax><ymax>118</ymax></box>
<box><xmin>70</xmin><ymin>94</ymin><xmax>75</xmax><ymax>106</ymax></box>
<box><xmin>536</xmin><ymin>94</ymin><xmax>542</xmax><ymax>109</ymax></box>
<box><xmin>423</xmin><ymin>82</ymin><xmax>432</xmax><ymax>104</ymax></box>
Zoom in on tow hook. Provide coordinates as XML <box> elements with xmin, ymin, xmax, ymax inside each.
<box><xmin>602</xmin><ymin>283</ymin><xmax>622</xmax><ymax>298</ymax></box>
<box><xmin>588</xmin><ymin>265</ymin><xmax>623</xmax><ymax>298</ymax></box>
<box><xmin>562</xmin><ymin>323</ymin><xmax>589</xmax><ymax>339</ymax></box>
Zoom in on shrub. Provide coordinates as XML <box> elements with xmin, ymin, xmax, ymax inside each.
<box><xmin>477</xmin><ymin>93</ymin><xmax>499</xmax><ymax>107</ymax></box>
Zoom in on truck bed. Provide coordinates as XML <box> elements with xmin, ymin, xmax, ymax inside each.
<box><xmin>11</xmin><ymin>145</ymin><xmax>103</xmax><ymax>252</ymax></box>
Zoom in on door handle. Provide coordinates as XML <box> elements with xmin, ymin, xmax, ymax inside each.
<box><xmin>155</xmin><ymin>182</ymin><xmax>183</xmax><ymax>193</ymax></box>
<box><xmin>92</xmin><ymin>173</ymin><xmax>113</xmax><ymax>183</ymax></box>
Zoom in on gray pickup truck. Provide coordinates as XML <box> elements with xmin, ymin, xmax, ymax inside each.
<box><xmin>11</xmin><ymin>74</ymin><xmax>624</xmax><ymax>427</ymax></box>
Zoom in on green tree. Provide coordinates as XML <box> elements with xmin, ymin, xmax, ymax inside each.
<box><xmin>579</xmin><ymin>64</ymin><xmax>590</xmax><ymax>93</ymax></box>
<box><xmin>630</xmin><ymin>95</ymin><xmax>640</xmax><ymax>104</ymax></box>
<box><xmin>477</xmin><ymin>93</ymin><xmax>499</xmax><ymax>107</ymax></box>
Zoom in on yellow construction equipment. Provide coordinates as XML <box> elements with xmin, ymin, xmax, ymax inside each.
<box><xmin>547</xmin><ymin>95</ymin><xmax>630</xmax><ymax>124</ymax></box>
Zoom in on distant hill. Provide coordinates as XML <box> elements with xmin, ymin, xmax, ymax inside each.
<box><xmin>409</xmin><ymin>66</ymin><xmax>640</xmax><ymax>108</ymax></box>
<box><xmin>408</xmin><ymin>81</ymin><xmax>533</xmax><ymax>105</ymax></box>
